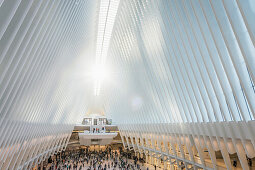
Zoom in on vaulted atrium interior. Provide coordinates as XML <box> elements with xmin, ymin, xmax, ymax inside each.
<box><xmin>0</xmin><ymin>0</ymin><xmax>255</xmax><ymax>169</ymax></box>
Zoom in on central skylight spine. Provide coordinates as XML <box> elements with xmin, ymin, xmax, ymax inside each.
<box><xmin>94</xmin><ymin>0</ymin><xmax>120</xmax><ymax>96</ymax></box>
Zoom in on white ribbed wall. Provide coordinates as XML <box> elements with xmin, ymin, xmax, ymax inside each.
<box><xmin>104</xmin><ymin>0</ymin><xmax>255</xmax><ymax>169</ymax></box>
<box><xmin>0</xmin><ymin>0</ymin><xmax>98</xmax><ymax>169</ymax></box>
<box><xmin>107</xmin><ymin>0</ymin><xmax>255</xmax><ymax>124</ymax></box>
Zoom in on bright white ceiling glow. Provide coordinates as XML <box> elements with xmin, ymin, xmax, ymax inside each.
<box><xmin>90</xmin><ymin>65</ymin><xmax>110</xmax><ymax>96</ymax></box>
<box><xmin>94</xmin><ymin>0</ymin><xmax>120</xmax><ymax>96</ymax></box>
<box><xmin>90</xmin><ymin>65</ymin><xmax>108</xmax><ymax>82</ymax></box>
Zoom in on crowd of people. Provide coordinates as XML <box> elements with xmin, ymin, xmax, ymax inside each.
<box><xmin>38</xmin><ymin>147</ymin><xmax>149</xmax><ymax>170</ymax></box>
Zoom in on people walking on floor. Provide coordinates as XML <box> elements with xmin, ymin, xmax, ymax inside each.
<box><xmin>39</xmin><ymin>146</ymin><xmax>156</xmax><ymax>170</ymax></box>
